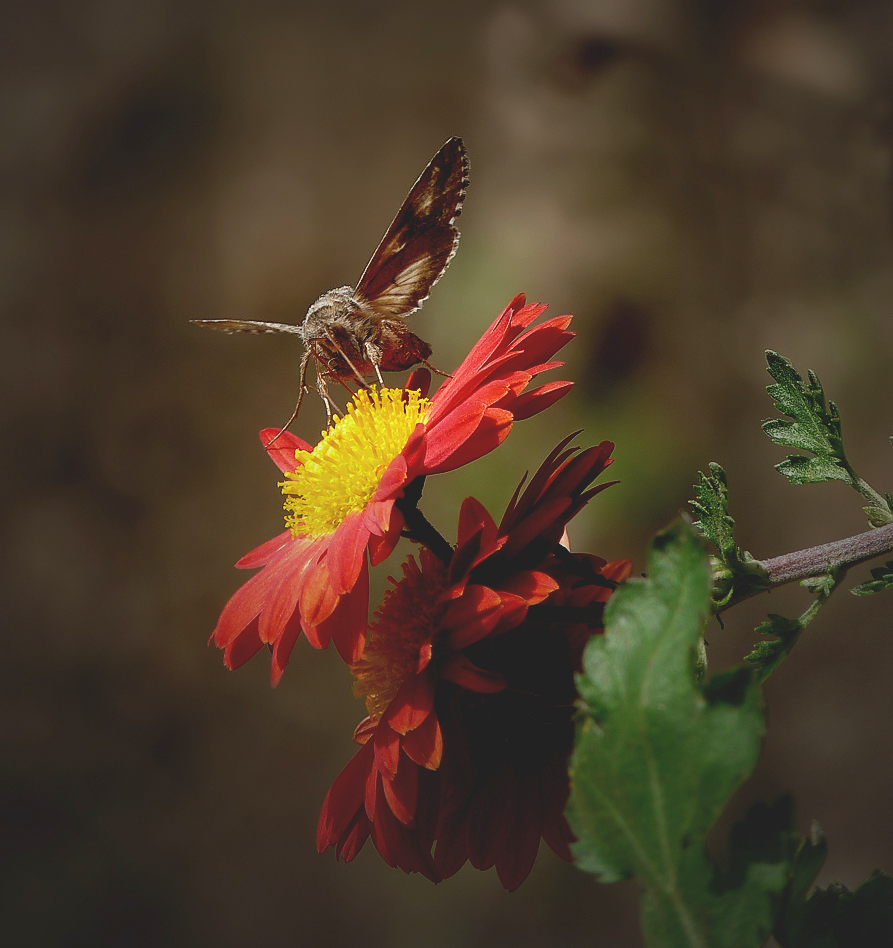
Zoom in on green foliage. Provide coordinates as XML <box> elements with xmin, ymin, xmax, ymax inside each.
<box><xmin>690</xmin><ymin>463</ymin><xmax>769</xmax><ymax>608</ymax></box>
<box><xmin>775</xmin><ymin>851</ymin><xmax>893</xmax><ymax>948</ymax></box>
<box><xmin>567</xmin><ymin>522</ymin><xmax>893</xmax><ymax>946</ymax></box>
<box><xmin>851</xmin><ymin>560</ymin><xmax>893</xmax><ymax>596</ymax></box>
<box><xmin>762</xmin><ymin>352</ymin><xmax>892</xmax><ymax>526</ymax></box>
<box><xmin>568</xmin><ymin>521</ymin><xmax>787</xmax><ymax>948</ymax></box>
<box><xmin>762</xmin><ymin>351</ymin><xmax>850</xmax><ymax>486</ymax></box>
<box><xmin>691</xmin><ymin>463</ymin><xmax>738</xmax><ymax>560</ymax></box>
<box><xmin>745</xmin><ymin>569</ymin><xmax>844</xmax><ymax>683</ymax></box>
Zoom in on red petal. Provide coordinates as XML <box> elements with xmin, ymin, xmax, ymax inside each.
<box><xmin>508</xmin><ymin>380</ymin><xmax>574</xmax><ymax>421</ymax></box>
<box><xmin>211</xmin><ymin>561</ymin><xmax>289</xmax><ymax>650</ymax></box>
<box><xmin>317</xmin><ymin>561</ymin><xmax>369</xmax><ymax>664</ymax></box>
<box><xmin>423</xmin><ymin>408</ymin><xmax>514</xmax><ymax>475</ymax></box>
<box><xmin>353</xmin><ymin>716</ymin><xmax>376</xmax><ymax>745</ymax></box>
<box><xmin>222</xmin><ymin>618</ymin><xmax>264</xmax><ymax>669</ymax></box>
<box><xmin>368</xmin><ymin>786</ymin><xmax>438</xmax><ymax>880</ymax></box>
<box><xmin>234</xmin><ymin>530</ymin><xmax>292</xmax><ymax>569</ymax></box>
<box><xmin>259</xmin><ymin>428</ymin><xmax>312</xmax><ymax>472</ymax></box>
<box><xmin>297</xmin><ymin>557</ymin><xmax>340</xmax><ymax>628</ymax></box>
<box><xmin>456</xmin><ymin>496</ymin><xmax>498</xmax><ymax>554</ymax></box>
<box><xmin>333</xmin><ymin>812</ymin><xmax>370</xmax><ymax>862</ymax></box>
<box><xmin>373</xmin><ymin>722</ymin><xmax>401</xmax><ymax>778</ymax></box>
<box><xmin>441</xmin><ymin>585</ymin><xmax>503</xmax><ymax>648</ymax></box>
<box><xmin>381</xmin><ymin>755</ymin><xmax>419</xmax><ymax>826</ymax></box>
<box><xmin>317</xmin><ymin>740</ymin><xmax>374</xmax><ymax>851</ymax></box>
<box><xmin>499</xmin><ymin>570</ymin><xmax>559</xmax><ymax>605</ymax></box>
<box><xmin>373</xmin><ymin>451</ymin><xmax>409</xmax><ymax>502</ymax></box>
<box><xmin>384</xmin><ymin>672</ymin><xmax>435</xmax><ymax>736</ymax></box>
<box><xmin>326</xmin><ymin>512</ymin><xmax>369</xmax><ymax>595</ymax></box>
<box><xmin>439</xmin><ymin>653</ymin><xmax>507</xmax><ymax>693</ymax></box>
<box><xmin>540</xmin><ymin>762</ymin><xmax>575</xmax><ymax>862</ymax></box>
<box><xmin>405</xmin><ymin>368</ymin><xmax>431</xmax><ymax>396</ymax></box>
<box><xmin>433</xmin><ymin>809</ymin><xmax>470</xmax><ymax>880</ymax></box>
<box><xmin>401</xmin><ymin>711</ymin><xmax>443</xmax><ymax>770</ymax></box>
<box><xmin>467</xmin><ymin>769</ymin><xmax>512</xmax><ymax>870</ymax></box>
<box><xmin>269</xmin><ymin>615</ymin><xmax>302</xmax><ymax>686</ymax></box>
<box><xmin>495</xmin><ymin>774</ymin><xmax>544</xmax><ymax>891</ymax></box>
<box><xmin>500</xmin><ymin>496</ymin><xmax>571</xmax><ymax>559</ymax></box>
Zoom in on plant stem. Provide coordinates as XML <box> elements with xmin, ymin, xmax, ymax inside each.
<box><xmin>394</xmin><ymin>477</ymin><xmax>455</xmax><ymax>566</ymax></box>
<box><xmin>720</xmin><ymin>522</ymin><xmax>893</xmax><ymax>611</ymax></box>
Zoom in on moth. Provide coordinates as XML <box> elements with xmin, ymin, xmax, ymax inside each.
<box><xmin>193</xmin><ymin>136</ymin><xmax>469</xmax><ymax>428</ymax></box>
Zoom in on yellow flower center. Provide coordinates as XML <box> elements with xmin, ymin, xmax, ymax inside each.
<box><xmin>351</xmin><ymin>552</ymin><xmax>447</xmax><ymax>721</ymax></box>
<box><xmin>281</xmin><ymin>386</ymin><xmax>429</xmax><ymax>538</ymax></box>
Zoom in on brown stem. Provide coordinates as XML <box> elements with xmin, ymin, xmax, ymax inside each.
<box><xmin>394</xmin><ymin>477</ymin><xmax>454</xmax><ymax>566</ymax></box>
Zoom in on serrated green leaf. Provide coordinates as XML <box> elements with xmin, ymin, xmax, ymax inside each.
<box><xmin>851</xmin><ymin>560</ymin><xmax>893</xmax><ymax>596</ymax></box>
<box><xmin>762</xmin><ymin>352</ymin><xmax>893</xmax><ymax>524</ymax></box>
<box><xmin>763</xmin><ymin>353</ymin><xmax>847</xmax><ymax>468</ymax></box>
<box><xmin>691</xmin><ymin>463</ymin><xmax>737</xmax><ymax>559</ymax></box>
<box><xmin>746</xmin><ymin>571</ymin><xmax>842</xmax><ymax>682</ymax></box>
<box><xmin>772</xmin><ymin>453</ymin><xmax>851</xmax><ymax>486</ymax></box>
<box><xmin>689</xmin><ymin>464</ymin><xmax>770</xmax><ymax>609</ymax></box>
<box><xmin>568</xmin><ymin>521</ymin><xmax>786</xmax><ymax>948</ymax></box>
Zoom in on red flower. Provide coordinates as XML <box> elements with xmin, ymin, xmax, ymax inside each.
<box><xmin>317</xmin><ymin>435</ymin><xmax>632</xmax><ymax>889</ymax></box>
<box><xmin>209</xmin><ymin>295</ymin><xmax>575</xmax><ymax>684</ymax></box>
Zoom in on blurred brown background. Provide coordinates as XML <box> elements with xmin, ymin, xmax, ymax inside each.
<box><xmin>3</xmin><ymin>1</ymin><xmax>893</xmax><ymax>945</ymax></box>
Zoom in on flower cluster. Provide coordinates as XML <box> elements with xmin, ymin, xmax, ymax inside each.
<box><xmin>206</xmin><ymin>295</ymin><xmax>630</xmax><ymax>889</ymax></box>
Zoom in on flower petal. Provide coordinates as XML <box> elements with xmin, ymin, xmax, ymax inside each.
<box><xmin>439</xmin><ymin>653</ymin><xmax>507</xmax><ymax>693</ymax></box>
<box><xmin>317</xmin><ymin>740</ymin><xmax>374</xmax><ymax>853</ymax></box>
<box><xmin>259</xmin><ymin>428</ymin><xmax>312</xmax><ymax>472</ymax></box>
<box><xmin>384</xmin><ymin>671</ymin><xmax>436</xmax><ymax>736</ymax></box>
<box><xmin>234</xmin><ymin>530</ymin><xmax>292</xmax><ymax>569</ymax></box>
<box><xmin>401</xmin><ymin>710</ymin><xmax>443</xmax><ymax>770</ymax></box>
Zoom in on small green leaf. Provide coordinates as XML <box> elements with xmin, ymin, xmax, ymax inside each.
<box><xmin>746</xmin><ymin>570</ymin><xmax>843</xmax><ymax>682</ymax></box>
<box><xmin>691</xmin><ymin>463</ymin><xmax>737</xmax><ymax>560</ymax></box>
<box><xmin>762</xmin><ymin>352</ymin><xmax>893</xmax><ymax>524</ymax></box>
<box><xmin>689</xmin><ymin>464</ymin><xmax>770</xmax><ymax>608</ymax></box>
<box><xmin>568</xmin><ymin>521</ymin><xmax>786</xmax><ymax>948</ymax></box>
<box><xmin>762</xmin><ymin>352</ymin><xmax>848</xmax><ymax>484</ymax></box>
<box><xmin>851</xmin><ymin>560</ymin><xmax>893</xmax><ymax>596</ymax></box>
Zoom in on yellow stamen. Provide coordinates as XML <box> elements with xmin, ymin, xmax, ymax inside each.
<box><xmin>351</xmin><ymin>553</ymin><xmax>447</xmax><ymax>721</ymax></box>
<box><xmin>281</xmin><ymin>387</ymin><xmax>429</xmax><ymax>538</ymax></box>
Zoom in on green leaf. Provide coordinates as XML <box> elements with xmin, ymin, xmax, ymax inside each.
<box><xmin>691</xmin><ymin>463</ymin><xmax>738</xmax><ymax>560</ymax></box>
<box><xmin>851</xmin><ymin>560</ymin><xmax>893</xmax><ymax>596</ymax></box>
<box><xmin>568</xmin><ymin>521</ymin><xmax>787</xmax><ymax>948</ymax></box>
<box><xmin>762</xmin><ymin>352</ymin><xmax>893</xmax><ymax>524</ymax></box>
<box><xmin>762</xmin><ymin>352</ymin><xmax>851</xmax><ymax>487</ymax></box>
<box><xmin>689</xmin><ymin>464</ymin><xmax>770</xmax><ymax>608</ymax></box>
<box><xmin>746</xmin><ymin>570</ymin><xmax>843</xmax><ymax>682</ymax></box>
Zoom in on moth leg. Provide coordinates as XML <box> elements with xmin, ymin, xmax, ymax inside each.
<box><xmin>265</xmin><ymin>348</ymin><xmax>313</xmax><ymax>447</ymax></box>
<box><xmin>419</xmin><ymin>356</ymin><xmax>452</xmax><ymax>378</ymax></box>
<box><xmin>316</xmin><ymin>372</ymin><xmax>344</xmax><ymax>422</ymax></box>
<box><xmin>325</xmin><ymin>333</ymin><xmax>370</xmax><ymax>389</ymax></box>
<box><xmin>361</xmin><ymin>339</ymin><xmax>386</xmax><ymax>386</ymax></box>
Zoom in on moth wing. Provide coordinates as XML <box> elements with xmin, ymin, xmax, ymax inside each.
<box><xmin>191</xmin><ymin>319</ymin><xmax>303</xmax><ymax>335</ymax></box>
<box><xmin>355</xmin><ymin>136</ymin><xmax>469</xmax><ymax>319</ymax></box>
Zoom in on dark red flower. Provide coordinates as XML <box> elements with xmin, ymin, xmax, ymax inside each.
<box><xmin>208</xmin><ymin>295</ymin><xmax>575</xmax><ymax>685</ymax></box>
<box><xmin>317</xmin><ymin>435</ymin><xmax>632</xmax><ymax>888</ymax></box>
